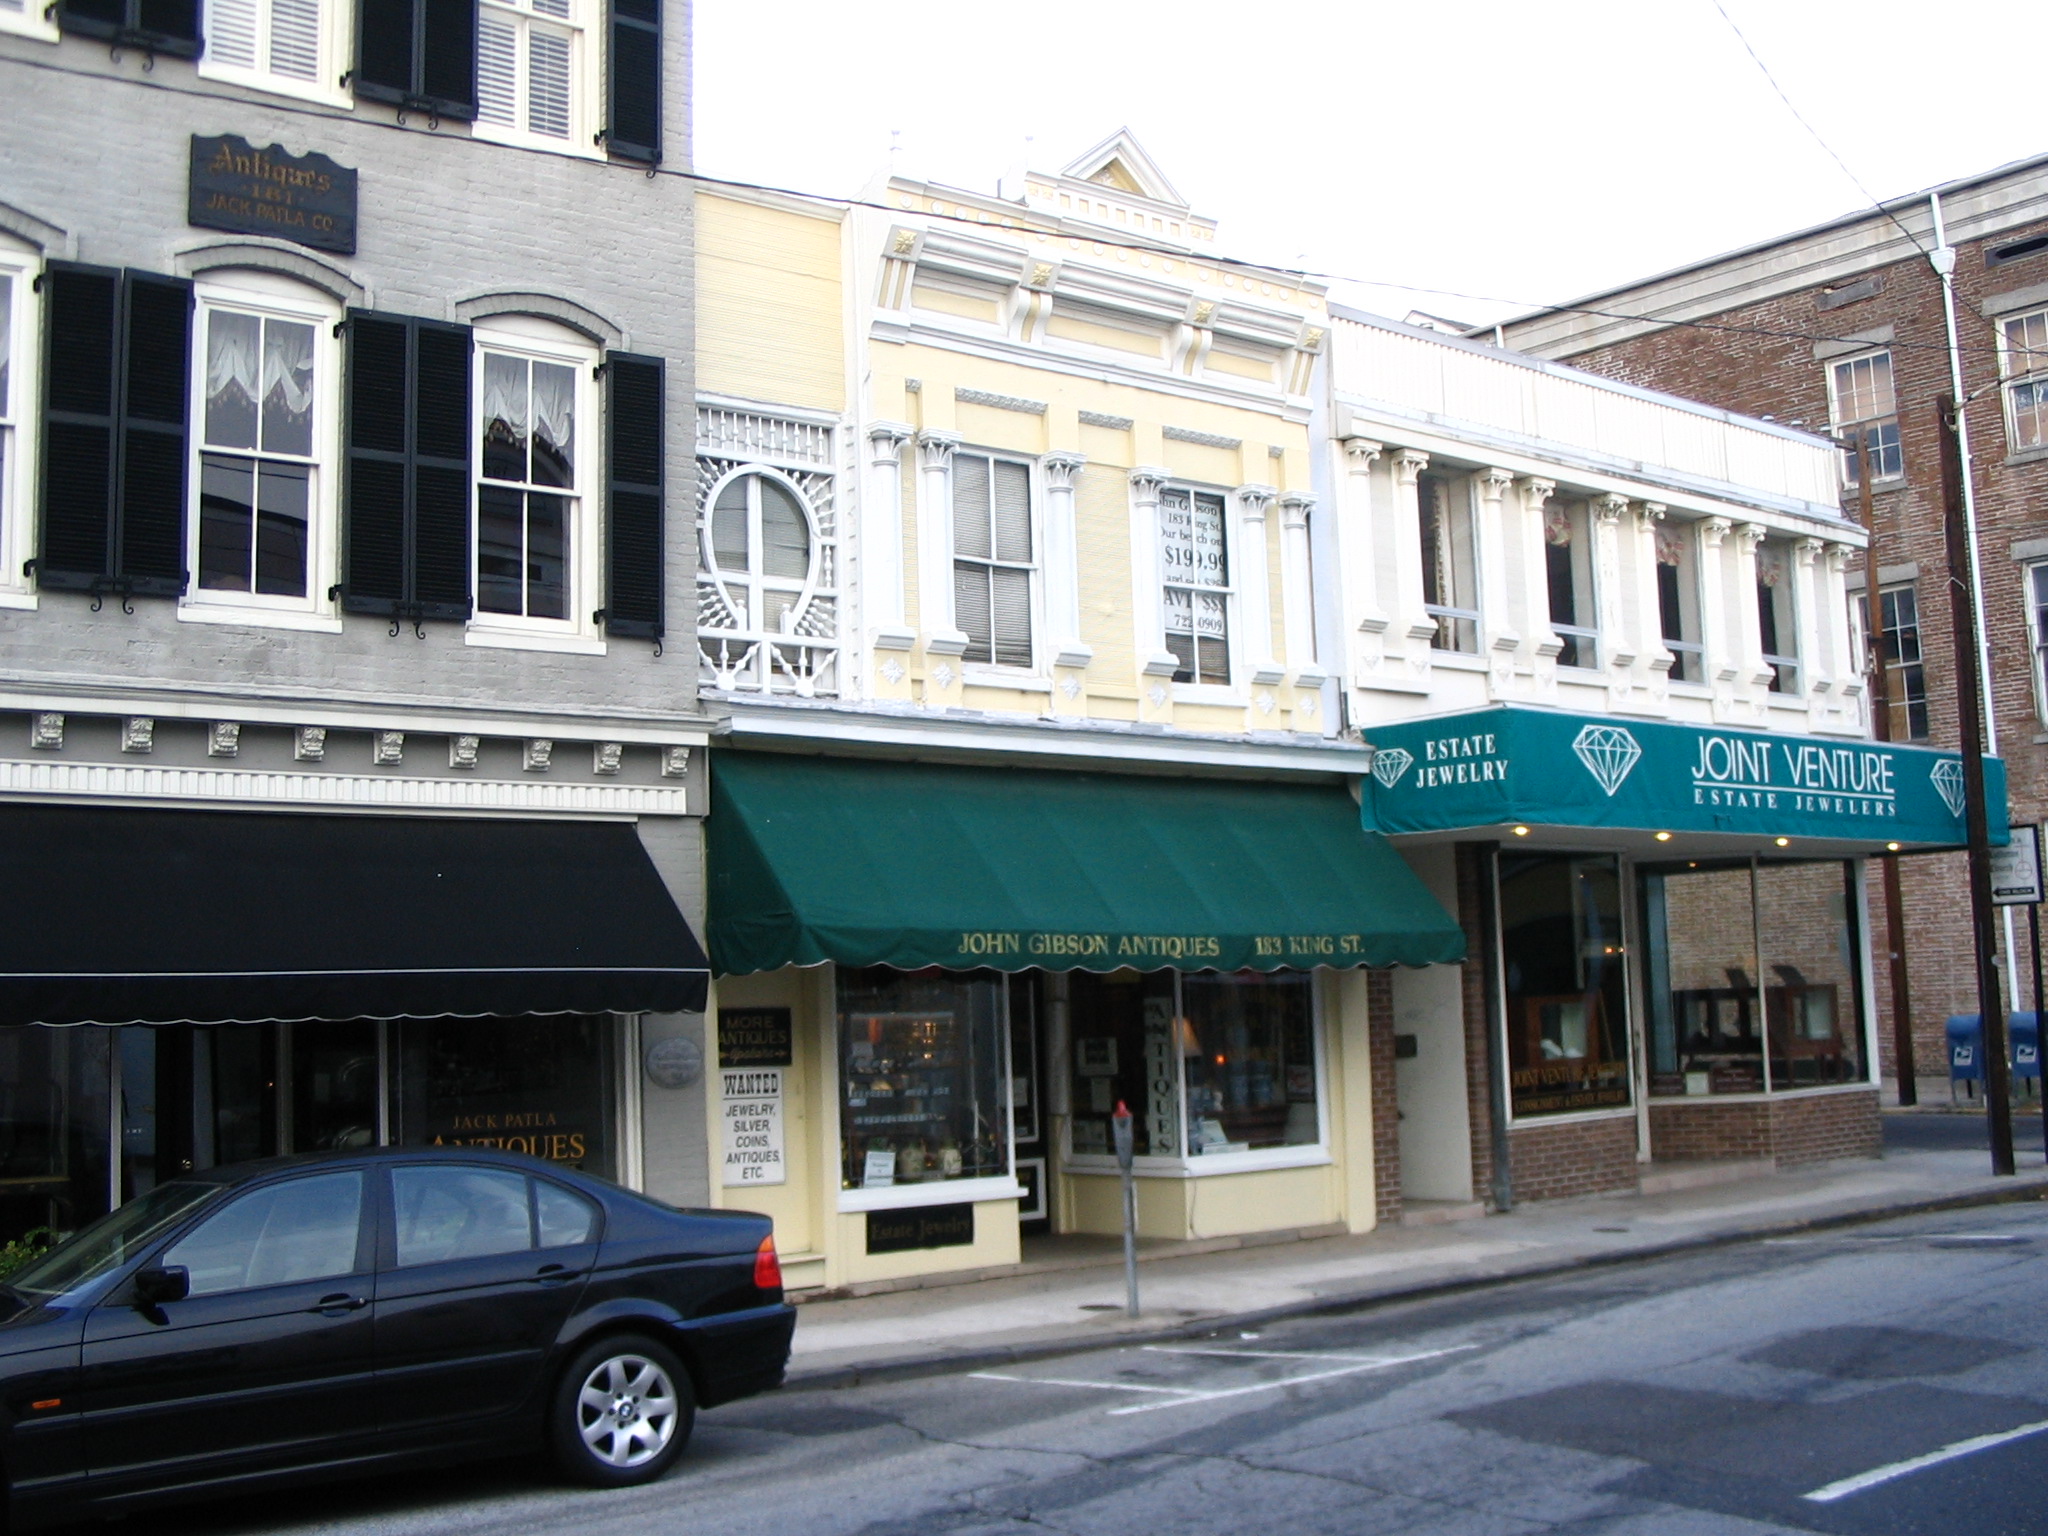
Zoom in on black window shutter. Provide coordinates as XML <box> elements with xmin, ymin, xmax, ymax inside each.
<box><xmin>355</xmin><ymin>0</ymin><xmax>477</xmax><ymax>120</ymax></box>
<box><xmin>58</xmin><ymin>0</ymin><xmax>201</xmax><ymax>56</ymax></box>
<box><xmin>343</xmin><ymin>313</ymin><xmax>410</xmax><ymax>616</ymax></box>
<box><xmin>410</xmin><ymin>322</ymin><xmax>474</xmax><ymax>620</ymax></box>
<box><xmin>606</xmin><ymin>0</ymin><xmax>661</xmax><ymax>164</ymax></box>
<box><xmin>37</xmin><ymin>264</ymin><xmax>122</xmax><ymax>593</ymax></box>
<box><xmin>603</xmin><ymin>352</ymin><xmax>664</xmax><ymax>640</ymax></box>
<box><xmin>343</xmin><ymin>313</ymin><xmax>473</xmax><ymax>623</ymax></box>
<box><xmin>118</xmin><ymin>272</ymin><xmax>193</xmax><ymax>597</ymax></box>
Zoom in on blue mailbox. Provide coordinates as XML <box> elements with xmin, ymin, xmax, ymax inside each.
<box><xmin>1946</xmin><ymin>1013</ymin><xmax>2040</xmax><ymax>1086</ymax></box>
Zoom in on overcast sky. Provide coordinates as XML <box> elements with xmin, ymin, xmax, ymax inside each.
<box><xmin>693</xmin><ymin>0</ymin><xmax>2044</xmax><ymax>326</ymax></box>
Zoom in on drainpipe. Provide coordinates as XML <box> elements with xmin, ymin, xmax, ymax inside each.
<box><xmin>1930</xmin><ymin>191</ymin><xmax>2022</xmax><ymax>1013</ymax></box>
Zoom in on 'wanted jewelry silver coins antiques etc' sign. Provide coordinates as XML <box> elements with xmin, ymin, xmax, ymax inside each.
<box><xmin>188</xmin><ymin>135</ymin><xmax>357</xmax><ymax>255</ymax></box>
<box><xmin>1361</xmin><ymin>704</ymin><xmax>2006</xmax><ymax>850</ymax></box>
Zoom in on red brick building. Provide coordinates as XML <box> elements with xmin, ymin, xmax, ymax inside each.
<box><xmin>1501</xmin><ymin>155</ymin><xmax>2048</xmax><ymax>1098</ymax></box>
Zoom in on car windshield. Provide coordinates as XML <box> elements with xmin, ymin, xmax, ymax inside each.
<box><xmin>5</xmin><ymin>1182</ymin><xmax>224</xmax><ymax>1301</ymax></box>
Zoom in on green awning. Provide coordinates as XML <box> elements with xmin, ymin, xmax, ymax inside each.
<box><xmin>708</xmin><ymin>752</ymin><xmax>1465</xmax><ymax>977</ymax></box>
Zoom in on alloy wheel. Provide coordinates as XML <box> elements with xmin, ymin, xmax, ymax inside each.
<box><xmin>575</xmin><ymin>1352</ymin><xmax>681</xmax><ymax>1468</ymax></box>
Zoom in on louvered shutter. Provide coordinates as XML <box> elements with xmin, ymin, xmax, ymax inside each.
<box><xmin>410</xmin><ymin>322</ymin><xmax>473</xmax><ymax>619</ymax></box>
<box><xmin>603</xmin><ymin>352</ymin><xmax>664</xmax><ymax>640</ymax></box>
<box><xmin>207</xmin><ymin>0</ymin><xmax>259</xmax><ymax>66</ymax></box>
<box><xmin>606</xmin><ymin>0</ymin><xmax>660</xmax><ymax>163</ymax></box>
<box><xmin>343</xmin><ymin>313</ymin><xmax>473</xmax><ymax>621</ymax></box>
<box><xmin>117</xmin><ymin>273</ymin><xmax>193</xmax><ymax>596</ymax></box>
<box><xmin>354</xmin><ymin>0</ymin><xmax>476</xmax><ymax>119</ymax></box>
<box><xmin>58</xmin><ymin>0</ymin><xmax>201</xmax><ymax>55</ymax></box>
<box><xmin>37</xmin><ymin>264</ymin><xmax>122</xmax><ymax>592</ymax></box>
<box><xmin>268</xmin><ymin>0</ymin><xmax>322</xmax><ymax>78</ymax></box>
<box><xmin>342</xmin><ymin>314</ymin><xmax>409</xmax><ymax>614</ymax></box>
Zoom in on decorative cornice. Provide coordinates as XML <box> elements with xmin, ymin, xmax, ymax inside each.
<box><xmin>0</xmin><ymin>199</ymin><xmax>70</xmax><ymax>258</ymax></box>
<box><xmin>0</xmin><ymin>760</ymin><xmax>692</xmax><ymax>816</ymax></box>
<box><xmin>175</xmin><ymin>238</ymin><xmax>365</xmax><ymax>306</ymax></box>
<box><xmin>955</xmin><ymin>387</ymin><xmax>1047</xmax><ymax>416</ymax></box>
<box><xmin>1392</xmin><ymin>449</ymin><xmax>1430</xmax><ymax>486</ymax></box>
<box><xmin>1163</xmin><ymin>425</ymin><xmax>1242</xmax><ymax>450</ymax></box>
<box><xmin>1041</xmin><ymin>451</ymin><xmax>1087</xmax><ymax>491</ymax></box>
<box><xmin>1079</xmin><ymin>410</ymin><xmax>1135</xmax><ymax>431</ymax></box>
<box><xmin>915</xmin><ymin>430</ymin><xmax>962</xmax><ymax>471</ymax></box>
<box><xmin>453</xmin><ymin>290</ymin><xmax>623</xmax><ymax>347</ymax></box>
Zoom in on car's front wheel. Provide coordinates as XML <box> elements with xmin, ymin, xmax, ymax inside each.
<box><xmin>551</xmin><ymin>1334</ymin><xmax>695</xmax><ymax>1487</ymax></box>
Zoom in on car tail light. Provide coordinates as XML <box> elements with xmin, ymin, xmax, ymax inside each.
<box><xmin>753</xmin><ymin>1234</ymin><xmax>782</xmax><ymax>1292</ymax></box>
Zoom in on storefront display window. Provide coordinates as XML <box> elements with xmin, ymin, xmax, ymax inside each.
<box><xmin>394</xmin><ymin>1015</ymin><xmax>616</xmax><ymax>1176</ymax></box>
<box><xmin>1500</xmin><ymin>853</ymin><xmax>1632</xmax><ymax>1117</ymax></box>
<box><xmin>1067</xmin><ymin>970</ymin><xmax>1320</xmax><ymax>1160</ymax></box>
<box><xmin>1642</xmin><ymin>858</ymin><xmax>1867</xmax><ymax>1095</ymax></box>
<box><xmin>838</xmin><ymin>967</ymin><xmax>1011</xmax><ymax>1191</ymax></box>
<box><xmin>0</xmin><ymin>1024</ymin><xmax>112</xmax><ymax>1239</ymax></box>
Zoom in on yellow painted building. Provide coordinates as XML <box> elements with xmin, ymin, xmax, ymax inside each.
<box><xmin>690</xmin><ymin>133</ymin><xmax>1463</xmax><ymax>1294</ymax></box>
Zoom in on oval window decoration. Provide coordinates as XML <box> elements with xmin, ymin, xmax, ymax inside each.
<box><xmin>704</xmin><ymin>468</ymin><xmax>819</xmax><ymax>636</ymax></box>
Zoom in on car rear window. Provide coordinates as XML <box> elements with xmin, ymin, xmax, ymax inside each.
<box><xmin>535</xmin><ymin>1180</ymin><xmax>598</xmax><ymax>1247</ymax></box>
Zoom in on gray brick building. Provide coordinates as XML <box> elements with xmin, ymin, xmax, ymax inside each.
<box><xmin>0</xmin><ymin>0</ymin><xmax>709</xmax><ymax>1233</ymax></box>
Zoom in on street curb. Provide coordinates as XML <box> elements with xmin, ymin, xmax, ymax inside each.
<box><xmin>777</xmin><ymin>1179</ymin><xmax>2048</xmax><ymax>1394</ymax></box>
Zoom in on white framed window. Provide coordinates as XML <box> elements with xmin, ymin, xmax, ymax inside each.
<box><xmin>951</xmin><ymin>450</ymin><xmax>1036</xmax><ymax>670</ymax></box>
<box><xmin>0</xmin><ymin>250</ymin><xmax>36</xmax><ymax>606</ymax></box>
<box><xmin>1855</xmin><ymin>583</ymin><xmax>1929</xmax><ymax>740</ymax></box>
<box><xmin>1417</xmin><ymin>471</ymin><xmax>1479</xmax><ymax>654</ymax></box>
<box><xmin>2029</xmin><ymin>563</ymin><xmax>2048</xmax><ymax>724</ymax></box>
<box><xmin>198</xmin><ymin>0</ymin><xmax>350</xmax><ymax>106</ymax></box>
<box><xmin>470</xmin><ymin>318</ymin><xmax>601</xmax><ymax>650</ymax></box>
<box><xmin>2000</xmin><ymin>310</ymin><xmax>2048</xmax><ymax>453</ymax></box>
<box><xmin>1543</xmin><ymin>496</ymin><xmax>1599</xmax><ymax>669</ymax></box>
<box><xmin>1160</xmin><ymin>484</ymin><xmax>1234</xmax><ymax>688</ymax></box>
<box><xmin>0</xmin><ymin>0</ymin><xmax>59</xmax><ymax>42</ymax></box>
<box><xmin>1756</xmin><ymin>537</ymin><xmax>1799</xmax><ymax>694</ymax></box>
<box><xmin>182</xmin><ymin>273</ymin><xmax>342</xmax><ymax>630</ymax></box>
<box><xmin>1827</xmin><ymin>350</ymin><xmax>1902</xmax><ymax>486</ymax></box>
<box><xmin>1655</xmin><ymin>521</ymin><xmax>1703</xmax><ymax>685</ymax></box>
<box><xmin>474</xmin><ymin>0</ymin><xmax>597</xmax><ymax>155</ymax></box>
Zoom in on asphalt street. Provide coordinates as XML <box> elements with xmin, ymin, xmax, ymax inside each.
<box><xmin>105</xmin><ymin>1198</ymin><xmax>2048</xmax><ymax>1536</ymax></box>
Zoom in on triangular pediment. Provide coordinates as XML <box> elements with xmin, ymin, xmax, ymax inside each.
<box><xmin>1058</xmin><ymin>129</ymin><xmax>1187</xmax><ymax>210</ymax></box>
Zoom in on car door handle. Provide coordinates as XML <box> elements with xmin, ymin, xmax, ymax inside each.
<box><xmin>532</xmin><ymin>1264</ymin><xmax>582</xmax><ymax>1287</ymax></box>
<box><xmin>311</xmin><ymin>1293</ymin><xmax>368</xmax><ymax>1315</ymax></box>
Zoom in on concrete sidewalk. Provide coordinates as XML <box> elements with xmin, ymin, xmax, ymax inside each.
<box><xmin>783</xmin><ymin>1132</ymin><xmax>2048</xmax><ymax>1390</ymax></box>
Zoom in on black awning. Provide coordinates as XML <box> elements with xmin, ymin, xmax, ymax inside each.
<box><xmin>0</xmin><ymin>806</ymin><xmax>709</xmax><ymax>1026</ymax></box>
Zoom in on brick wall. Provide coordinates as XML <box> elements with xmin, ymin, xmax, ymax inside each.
<box><xmin>1506</xmin><ymin>1115</ymin><xmax>1639</xmax><ymax>1202</ymax></box>
<box><xmin>1367</xmin><ymin>967</ymin><xmax>1402</xmax><ymax>1225</ymax></box>
<box><xmin>1647</xmin><ymin>1089</ymin><xmax>1882</xmax><ymax>1165</ymax></box>
<box><xmin>1543</xmin><ymin>220</ymin><xmax>2048</xmax><ymax>1080</ymax></box>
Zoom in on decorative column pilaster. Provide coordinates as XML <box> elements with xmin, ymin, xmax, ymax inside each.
<box><xmin>1473</xmin><ymin>468</ymin><xmax>1522</xmax><ymax>696</ymax></box>
<box><xmin>865</xmin><ymin>421</ymin><xmax>915</xmax><ymax>700</ymax></box>
<box><xmin>1515</xmin><ymin>478</ymin><xmax>1564</xmax><ymax>695</ymax></box>
<box><xmin>1792</xmin><ymin>535</ymin><xmax>1829</xmax><ymax>722</ymax></box>
<box><xmin>1391</xmin><ymin>450</ymin><xmax>1441</xmax><ymax>662</ymax></box>
<box><xmin>1041</xmin><ymin>450</ymin><xmax>1091</xmax><ymax>714</ymax></box>
<box><xmin>1825</xmin><ymin>543</ymin><xmax>1866</xmax><ymax>729</ymax></box>
<box><xmin>915</xmin><ymin>430</ymin><xmax>967</xmax><ymax>708</ymax></box>
<box><xmin>1588</xmin><ymin>492</ymin><xmax>1633</xmax><ymax>701</ymax></box>
<box><xmin>1337</xmin><ymin>438</ymin><xmax>1394</xmax><ymax>684</ymax></box>
<box><xmin>1633</xmin><ymin>502</ymin><xmax>1674</xmax><ymax>704</ymax></box>
<box><xmin>1234</xmin><ymin>483</ymin><xmax>1284</xmax><ymax>688</ymax></box>
<box><xmin>1129</xmin><ymin>467</ymin><xmax>1180</xmax><ymax>723</ymax></box>
<box><xmin>1696</xmin><ymin>516</ymin><xmax>1738</xmax><ymax>717</ymax></box>
<box><xmin>1279</xmin><ymin>492</ymin><xmax>1325</xmax><ymax>731</ymax></box>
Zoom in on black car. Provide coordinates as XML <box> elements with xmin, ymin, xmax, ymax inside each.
<box><xmin>0</xmin><ymin>1146</ymin><xmax>794</xmax><ymax>1527</ymax></box>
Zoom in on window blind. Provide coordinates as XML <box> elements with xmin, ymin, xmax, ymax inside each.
<box><xmin>37</xmin><ymin>264</ymin><xmax>193</xmax><ymax>600</ymax></box>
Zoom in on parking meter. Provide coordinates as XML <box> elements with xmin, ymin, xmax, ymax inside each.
<box><xmin>1112</xmin><ymin>1101</ymin><xmax>1134</xmax><ymax>1168</ymax></box>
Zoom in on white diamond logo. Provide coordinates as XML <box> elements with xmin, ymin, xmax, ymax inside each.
<box><xmin>1371</xmin><ymin>747</ymin><xmax>1414</xmax><ymax>789</ymax></box>
<box><xmin>1930</xmin><ymin>759</ymin><xmax>1967</xmax><ymax>817</ymax></box>
<box><xmin>1572</xmin><ymin>724</ymin><xmax>1642</xmax><ymax>797</ymax></box>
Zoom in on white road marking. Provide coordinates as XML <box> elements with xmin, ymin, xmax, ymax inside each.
<box><xmin>967</xmin><ymin>1373</ymin><xmax>1191</xmax><ymax>1396</ymax></box>
<box><xmin>1803</xmin><ymin>1418</ymin><xmax>2048</xmax><ymax>1502</ymax></box>
<box><xmin>971</xmin><ymin>1343</ymin><xmax>1477</xmax><ymax>1417</ymax></box>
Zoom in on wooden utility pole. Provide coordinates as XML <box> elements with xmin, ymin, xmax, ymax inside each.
<box><xmin>1853</xmin><ymin>438</ymin><xmax>1917</xmax><ymax>1106</ymax></box>
<box><xmin>1937</xmin><ymin>394</ymin><xmax>2014</xmax><ymax>1175</ymax></box>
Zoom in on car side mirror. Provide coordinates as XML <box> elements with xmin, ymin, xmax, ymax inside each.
<box><xmin>133</xmin><ymin>1266</ymin><xmax>189</xmax><ymax>1307</ymax></box>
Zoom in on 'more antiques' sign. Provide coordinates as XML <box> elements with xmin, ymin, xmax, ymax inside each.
<box><xmin>189</xmin><ymin>135</ymin><xmax>358</xmax><ymax>255</ymax></box>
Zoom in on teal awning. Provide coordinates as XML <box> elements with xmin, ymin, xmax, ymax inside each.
<box><xmin>1360</xmin><ymin>705</ymin><xmax>2005</xmax><ymax>849</ymax></box>
<box><xmin>708</xmin><ymin>752</ymin><xmax>1466</xmax><ymax>977</ymax></box>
